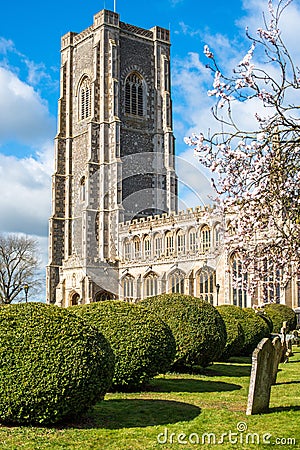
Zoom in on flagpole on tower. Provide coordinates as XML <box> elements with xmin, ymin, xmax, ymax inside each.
<box><xmin>114</xmin><ymin>0</ymin><xmax>116</xmax><ymax>12</ymax></box>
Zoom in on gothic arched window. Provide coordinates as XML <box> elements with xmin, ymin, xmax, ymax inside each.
<box><xmin>230</xmin><ymin>253</ymin><xmax>248</xmax><ymax>307</ymax></box>
<box><xmin>133</xmin><ymin>237</ymin><xmax>141</xmax><ymax>259</ymax></box>
<box><xmin>168</xmin><ymin>270</ymin><xmax>185</xmax><ymax>294</ymax></box>
<box><xmin>144</xmin><ymin>272</ymin><xmax>158</xmax><ymax>298</ymax></box>
<box><xmin>201</xmin><ymin>225</ymin><xmax>211</xmax><ymax>253</ymax></box>
<box><xmin>144</xmin><ymin>235</ymin><xmax>151</xmax><ymax>259</ymax></box>
<box><xmin>123</xmin><ymin>275</ymin><xmax>134</xmax><ymax>301</ymax></box>
<box><xmin>125</xmin><ymin>72</ymin><xmax>144</xmax><ymax>116</ymax></box>
<box><xmin>188</xmin><ymin>228</ymin><xmax>197</xmax><ymax>253</ymax></box>
<box><xmin>196</xmin><ymin>267</ymin><xmax>215</xmax><ymax>304</ymax></box>
<box><xmin>165</xmin><ymin>231</ymin><xmax>174</xmax><ymax>257</ymax></box>
<box><xmin>79</xmin><ymin>77</ymin><xmax>91</xmax><ymax>120</ymax></box>
<box><xmin>124</xmin><ymin>239</ymin><xmax>131</xmax><ymax>260</ymax></box>
<box><xmin>262</xmin><ymin>257</ymin><xmax>281</xmax><ymax>304</ymax></box>
<box><xmin>177</xmin><ymin>230</ymin><xmax>186</xmax><ymax>255</ymax></box>
<box><xmin>154</xmin><ymin>233</ymin><xmax>162</xmax><ymax>258</ymax></box>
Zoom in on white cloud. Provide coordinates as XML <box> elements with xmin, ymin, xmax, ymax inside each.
<box><xmin>0</xmin><ymin>144</ymin><xmax>52</xmax><ymax>237</ymax></box>
<box><xmin>0</xmin><ymin>37</ymin><xmax>15</xmax><ymax>55</ymax></box>
<box><xmin>0</xmin><ymin>67</ymin><xmax>55</xmax><ymax>147</ymax></box>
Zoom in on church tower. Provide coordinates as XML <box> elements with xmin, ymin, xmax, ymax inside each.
<box><xmin>47</xmin><ymin>9</ymin><xmax>177</xmax><ymax>305</ymax></box>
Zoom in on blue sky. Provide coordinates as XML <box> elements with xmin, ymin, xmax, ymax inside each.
<box><xmin>1</xmin><ymin>0</ymin><xmax>299</xmax><ymax>266</ymax></box>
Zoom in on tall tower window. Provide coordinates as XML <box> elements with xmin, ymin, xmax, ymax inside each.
<box><xmin>125</xmin><ymin>72</ymin><xmax>144</xmax><ymax>116</ymax></box>
<box><xmin>79</xmin><ymin>77</ymin><xmax>91</xmax><ymax>120</ymax></box>
<box><xmin>80</xmin><ymin>177</ymin><xmax>86</xmax><ymax>202</ymax></box>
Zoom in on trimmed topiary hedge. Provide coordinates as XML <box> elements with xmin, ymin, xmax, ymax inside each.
<box><xmin>216</xmin><ymin>306</ymin><xmax>245</xmax><ymax>360</ymax></box>
<box><xmin>264</xmin><ymin>304</ymin><xmax>297</xmax><ymax>333</ymax></box>
<box><xmin>141</xmin><ymin>294</ymin><xmax>227</xmax><ymax>369</ymax></box>
<box><xmin>0</xmin><ymin>303</ymin><xmax>114</xmax><ymax>425</ymax></box>
<box><xmin>70</xmin><ymin>301</ymin><xmax>176</xmax><ymax>390</ymax></box>
<box><xmin>215</xmin><ymin>305</ymin><xmax>270</xmax><ymax>355</ymax></box>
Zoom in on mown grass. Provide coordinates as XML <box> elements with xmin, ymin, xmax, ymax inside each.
<box><xmin>0</xmin><ymin>348</ymin><xmax>299</xmax><ymax>449</ymax></box>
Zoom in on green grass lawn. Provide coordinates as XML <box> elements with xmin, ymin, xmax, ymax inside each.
<box><xmin>1</xmin><ymin>348</ymin><xmax>299</xmax><ymax>450</ymax></box>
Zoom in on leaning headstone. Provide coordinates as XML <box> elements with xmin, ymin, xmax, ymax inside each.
<box><xmin>280</xmin><ymin>321</ymin><xmax>287</xmax><ymax>363</ymax></box>
<box><xmin>246</xmin><ymin>338</ymin><xmax>275</xmax><ymax>415</ymax></box>
<box><xmin>271</xmin><ymin>336</ymin><xmax>282</xmax><ymax>385</ymax></box>
<box><xmin>293</xmin><ymin>330</ymin><xmax>300</xmax><ymax>347</ymax></box>
<box><xmin>285</xmin><ymin>339</ymin><xmax>293</xmax><ymax>361</ymax></box>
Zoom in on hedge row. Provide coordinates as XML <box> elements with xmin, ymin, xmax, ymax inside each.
<box><xmin>1</xmin><ymin>297</ymin><xmax>294</xmax><ymax>425</ymax></box>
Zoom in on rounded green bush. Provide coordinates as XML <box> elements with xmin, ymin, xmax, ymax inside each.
<box><xmin>264</xmin><ymin>304</ymin><xmax>297</xmax><ymax>333</ymax></box>
<box><xmin>70</xmin><ymin>301</ymin><xmax>176</xmax><ymax>390</ymax></box>
<box><xmin>216</xmin><ymin>306</ymin><xmax>245</xmax><ymax>360</ymax></box>
<box><xmin>216</xmin><ymin>305</ymin><xmax>270</xmax><ymax>355</ymax></box>
<box><xmin>141</xmin><ymin>294</ymin><xmax>227</xmax><ymax>369</ymax></box>
<box><xmin>0</xmin><ymin>303</ymin><xmax>114</xmax><ymax>425</ymax></box>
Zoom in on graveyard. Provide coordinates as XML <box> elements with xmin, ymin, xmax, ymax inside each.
<box><xmin>0</xmin><ymin>346</ymin><xmax>299</xmax><ymax>449</ymax></box>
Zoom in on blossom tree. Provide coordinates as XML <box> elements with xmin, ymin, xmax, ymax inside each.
<box><xmin>185</xmin><ymin>0</ymin><xmax>300</xmax><ymax>301</ymax></box>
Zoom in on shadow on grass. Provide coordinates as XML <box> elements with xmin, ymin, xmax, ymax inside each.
<box><xmin>88</xmin><ymin>399</ymin><xmax>201</xmax><ymax>429</ymax></box>
<box><xmin>268</xmin><ymin>405</ymin><xmax>300</xmax><ymax>414</ymax></box>
<box><xmin>205</xmin><ymin>362</ymin><xmax>251</xmax><ymax>378</ymax></box>
<box><xmin>149</xmin><ymin>378</ymin><xmax>242</xmax><ymax>394</ymax></box>
<box><xmin>275</xmin><ymin>380</ymin><xmax>300</xmax><ymax>385</ymax></box>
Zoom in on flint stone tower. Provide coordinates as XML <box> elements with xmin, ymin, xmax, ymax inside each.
<box><xmin>47</xmin><ymin>9</ymin><xmax>177</xmax><ymax>305</ymax></box>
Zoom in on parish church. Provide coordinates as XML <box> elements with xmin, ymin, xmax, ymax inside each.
<box><xmin>46</xmin><ymin>9</ymin><xmax>300</xmax><ymax>310</ymax></box>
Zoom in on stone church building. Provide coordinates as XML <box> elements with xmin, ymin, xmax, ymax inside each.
<box><xmin>46</xmin><ymin>9</ymin><xmax>300</xmax><ymax>310</ymax></box>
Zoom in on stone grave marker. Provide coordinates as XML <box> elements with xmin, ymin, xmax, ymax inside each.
<box><xmin>271</xmin><ymin>336</ymin><xmax>282</xmax><ymax>385</ymax></box>
<box><xmin>246</xmin><ymin>338</ymin><xmax>275</xmax><ymax>415</ymax></box>
<box><xmin>280</xmin><ymin>321</ymin><xmax>287</xmax><ymax>363</ymax></box>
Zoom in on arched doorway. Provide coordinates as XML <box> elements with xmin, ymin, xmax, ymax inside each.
<box><xmin>70</xmin><ymin>292</ymin><xmax>80</xmax><ymax>306</ymax></box>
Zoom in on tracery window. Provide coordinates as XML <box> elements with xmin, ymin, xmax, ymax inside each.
<box><xmin>144</xmin><ymin>235</ymin><xmax>151</xmax><ymax>259</ymax></box>
<box><xmin>165</xmin><ymin>231</ymin><xmax>174</xmax><ymax>256</ymax></box>
<box><xmin>144</xmin><ymin>273</ymin><xmax>158</xmax><ymax>297</ymax></box>
<box><xmin>125</xmin><ymin>72</ymin><xmax>144</xmax><ymax>116</ymax></box>
<box><xmin>201</xmin><ymin>226</ymin><xmax>211</xmax><ymax>253</ymax></box>
<box><xmin>123</xmin><ymin>275</ymin><xmax>134</xmax><ymax>301</ymax></box>
<box><xmin>168</xmin><ymin>270</ymin><xmax>185</xmax><ymax>294</ymax></box>
<box><xmin>79</xmin><ymin>77</ymin><xmax>91</xmax><ymax>120</ymax></box>
<box><xmin>177</xmin><ymin>230</ymin><xmax>186</xmax><ymax>255</ymax></box>
<box><xmin>124</xmin><ymin>240</ymin><xmax>131</xmax><ymax>260</ymax></box>
<box><xmin>189</xmin><ymin>228</ymin><xmax>197</xmax><ymax>253</ymax></box>
<box><xmin>197</xmin><ymin>267</ymin><xmax>215</xmax><ymax>304</ymax></box>
<box><xmin>230</xmin><ymin>253</ymin><xmax>248</xmax><ymax>307</ymax></box>
<box><xmin>154</xmin><ymin>234</ymin><xmax>162</xmax><ymax>258</ymax></box>
<box><xmin>262</xmin><ymin>258</ymin><xmax>280</xmax><ymax>304</ymax></box>
<box><xmin>133</xmin><ymin>237</ymin><xmax>141</xmax><ymax>259</ymax></box>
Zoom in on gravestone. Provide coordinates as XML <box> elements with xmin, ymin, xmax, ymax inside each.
<box><xmin>246</xmin><ymin>338</ymin><xmax>275</xmax><ymax>415</ymax></box>
<box><xmin>271</xmin><ymin>336</ymin><xmax>282</xmax><ymax>385</ymax></box>
<box><xmin>280</xmin><ymin>321</ymin><xmax>287</xmax><ymax>363</ymax></box>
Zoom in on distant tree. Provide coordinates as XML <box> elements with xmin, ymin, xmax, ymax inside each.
<box><xmin>0</xmin><ymin>234</ymin><xmax>41</xmax><ymax>304</ymax></box>
<box><xmin>185</xmin><ymin>0</ymin><xmax>300</xmax><ymax>297</ymax></box>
